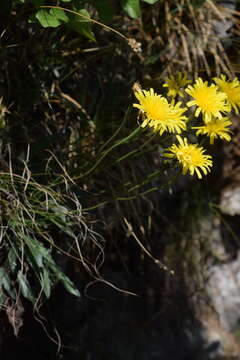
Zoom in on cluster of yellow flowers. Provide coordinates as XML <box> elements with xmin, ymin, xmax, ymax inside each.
<box><xmin>133</xmin><ymin>74</ymin><xmax>240</xmax><ymax>179</ymax></box>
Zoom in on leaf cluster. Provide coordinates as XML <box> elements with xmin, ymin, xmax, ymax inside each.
<box><xmin>0</xmin><ymin>161</ymin><xmax>104</xmax><ymax>321</ymax></box>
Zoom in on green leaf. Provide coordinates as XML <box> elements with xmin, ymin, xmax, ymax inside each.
<box><xmin>8</xmin><ymin>248</ymin><xmax>17</xmax><ymax>272</ymax></box>
<box><xmin>46</xmin><ymin>259</ymin><xmax>81</xmax><ymax>297</ymax></box>
<box><xmin>141</xmin><ymin>0</ymin><xmax>159</xmax><ymax>3</ymax></box>
<box><xmin>40</xmin><ymin>268</ymin><xmax>52</xmax><ymax>298</ymax></box>
<box><xmin>67</xmin><ymin>9</ymin><xmax>96</xmax><ymax>42</ymax></box>
<box><xmin>35</xmin><ymin>9</ymin><xmax>62</xmax><ymax>28</ymax></box>
<box><xmin>0</xmin><ymin>267</ymin><xmax>14</xmax><ymax>296</ymax></box>
<box><xmin>50</xmin><ymin>8</ymin><xmax>69</xmax><ymax>23</ymax></box>
<box><xmin>121</xmin><ymin>0</ymin><xmax>141</xmax><ymax>18</ymax></box>
<box><xmin>59</xmin><ymin>271</ymin><xmax>81</xmax><ymax>297</ymax></box>
<box><xmin>17</xmin><ymin>271</ymin><xmax>34</xmax><ymax>301</ymax></box>
<box><xmin>23</xmin><ymin>234</ymin><xmax>49</xmax><ymax>268</ymax></box>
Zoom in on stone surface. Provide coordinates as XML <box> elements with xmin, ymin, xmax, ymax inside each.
<box><xmin>191</xmin><ymin>215</ymin><xmax>240</xmax><ymax>359</ymax></box>
<box><xmin>206</xmin><ymin>252</ymin><xmax>240</xmax><ymax>331</ymax></box>
<box><xmin>220</xmin><ymin>185</ymin><xmax>240</xmax><ymax>216</ymax></box>
<box><xmin>213</xmin><ymin>1</ymin><xmax>236</xmax><ymax>40</ymax></box>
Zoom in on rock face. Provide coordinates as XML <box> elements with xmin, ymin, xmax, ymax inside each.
<box><xmin>197</xmin><ymin>215</ymin><xmax>240</xmax><ymax>359</ymax></box>
<box><xmin>200</xmin><ymin>311</ymin><xmax>240</xmax><ymax>360</ymax></box>
<box><xmin>207</xmin><ymin>252</ymin><xmax>240</xmax><ymax>332</ymax></box>
<box><xmin>55</xmin><ymin>215</ymin><xmax>240</xmax><ymax>360</ymax></box>
<box><xmin>220</xmin><ymin>185</ymin><xmax>240</xmax><ymax>216</ymax></box>
<box><xmin>213</xmin><ymin>0</ymin><xmax>236</xmax><ymax>41</ymax></box>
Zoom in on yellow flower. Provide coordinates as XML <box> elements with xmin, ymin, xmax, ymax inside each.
<box><xmin>163</xmin><ymin>72</ymin><xmax>191</xmax><ymax>97</ymax></box>
<box><xmin>165</xmin><ymin>135</ymin><xmax>213</xmax><ymax>179</ymax></box>
<box><xmin>133</xmin><ymin>88</ymin><xmax>187</xmax><ymax>135</ymax></box>
<box><xmin>213</xmin><ymin>74</ymin><xmax>240</xmax><ymax>113</ymax></box>
<box><xmin>186</xmin><ymin>78</ymin><xmax>230</xmax><ymax>122</ymax></box>
<box><xmin>193</xmin><ymin>117</ymin><xmax>232</xmax><ymax>145</ymax></box>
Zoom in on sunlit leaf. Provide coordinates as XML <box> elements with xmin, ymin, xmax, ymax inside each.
<box><xmin>50</xmin><ymin>8</ymin><xmax>69</xmax><ymax>23</ymax></box>
<box><xmin>35</xmin><ymin>9</ymin><xmax>61</xmax><ymax>28</ymax></box>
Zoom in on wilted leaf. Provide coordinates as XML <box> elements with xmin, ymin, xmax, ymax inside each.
<box><xmin>6</xmin><ymin>298</ymin><xmax>24</xmax><ymax>336</ymax></box>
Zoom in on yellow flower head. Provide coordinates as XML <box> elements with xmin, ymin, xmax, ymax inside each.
<box><xmin>165</xmin><ymin>135</ymin><xmax>213</xmax><ymax>179</ymax></box>
<box><xmin>193</xmin><ymin>117</ymin><xmax>232</xmax><ymax>145</ymax></box>
<box><xmin>133</xmin><ymin>88</ymin><xmax>187</xmax><ymax>135</ymax></box>
<box><xmin>163</xmin><ymin>72</ymin><xmax>191</xmax><ymax>98</ymax></box>
<box><xmin>213</xmin><ymin>74</ymin><xmax>240</xmax><ymax>114</ymax></box>
<box><xmin>186</xmin><ymin>78</ymin><xmax>230</xmax><ymax>122</ymax></box>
